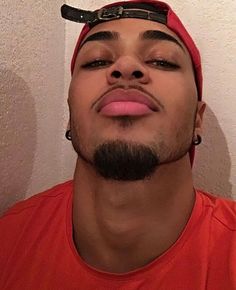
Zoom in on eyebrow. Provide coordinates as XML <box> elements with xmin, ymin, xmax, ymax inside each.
<box><xmin>80</xmin><ymin>31</ymin><xmax>119</xmax><ymax>48</ymax></box>
<box><xmin>80</xmin><ymin>30</ymin><xmax>185</xmax><ymax>52</ymax></box>
<box><xmin>141</xmin><ymin>30</ymin><xmax>185</xmax><ymax>51</ymax></box>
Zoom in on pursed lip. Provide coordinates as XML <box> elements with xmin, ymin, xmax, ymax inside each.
<box><xmin>96</xmin><ymin>88</ymin><xmax>160</xmax><ymax>113</ymax></box>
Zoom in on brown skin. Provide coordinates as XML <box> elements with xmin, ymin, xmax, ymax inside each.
<box><xmin>68</xmin><ymin>18</ymin><xmax>206</xmax><ymax>273</ymax></box>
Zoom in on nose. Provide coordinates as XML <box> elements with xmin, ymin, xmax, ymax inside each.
<box><xmin>106</xmin><ymin>56</ymin><xmax>150</xmax><ymax>85</ymax></box>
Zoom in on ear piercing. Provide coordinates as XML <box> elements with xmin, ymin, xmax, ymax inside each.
<box><xmin>65</xmin><ymin>130</ymin><xmax>72</xmax><ymax>141</ymax></box>
<box><xmin>193</xmin><ymin>134</ymin><xmax>202</xmax><ymax>146</ymax></box>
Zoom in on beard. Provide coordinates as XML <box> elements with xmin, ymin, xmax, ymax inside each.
<box><xmin>70</xmin><ymin>115</ymin><xmax>194</xmax><ymax>182</ymax></box>
<box><xmin>93</xmin><ymin>140</ymin><xmax>159</xmax><ymax>181</ymax></box>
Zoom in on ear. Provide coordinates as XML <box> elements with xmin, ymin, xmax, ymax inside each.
<box><xmin>194</xmin><ymin>101</ymin><xmax>206</xmax><ymax>136</ymax></box>
<box><xmin>66</xmin><ymin>121</ymin><xmax>70</xmax><ymax>131</ymax></box>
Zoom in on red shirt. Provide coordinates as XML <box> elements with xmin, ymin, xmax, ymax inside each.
<box><xmin>0</xmin><ymin>181</ymin><xmax>236</xmax><ymax>290</ymax></box>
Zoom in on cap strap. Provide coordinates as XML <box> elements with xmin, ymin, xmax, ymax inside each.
<box><xmin>61</xmin><ymin>4</ymin><xmax>167</xmax><ymax>26</ymax></box>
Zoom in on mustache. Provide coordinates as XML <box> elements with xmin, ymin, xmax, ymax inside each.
<box><xmin>92</xmin><ymin>84</ymin><xmax>164</xmax><ymax>111</ymax></box>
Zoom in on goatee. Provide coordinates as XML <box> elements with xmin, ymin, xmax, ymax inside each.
<box><xmin>93</xmin><ymin>140</ymin><xmax>160</xmax><ymax>181</ymax></box>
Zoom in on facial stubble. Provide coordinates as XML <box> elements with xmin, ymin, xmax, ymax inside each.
<box><xmin>70</xmin><ymin>111</ymin><xmax>196</xmax><ymax>181</ymax></box>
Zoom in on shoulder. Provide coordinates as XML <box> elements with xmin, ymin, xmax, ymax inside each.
<box><xmin>197</xmin><ymin>189</ymin><xmax>236</xmax><ymax>231</ymax></box>
<box><xmin>196</xmin><ymin>191</ymin><xmax>236</xmax><ymax>284</ymax></box>
<box><xmin>0</xmin><ymin>180</ymin><xmax>73</xmax><ymax>223</ymax></box>
<box><xmin>0</xmin><ymin>180</ymin><xmax>73</xmax><ymax>274</ymax></box>
<box><xmin>0</xmin><ymin>180</ymin><xmax>73</xmax><ymax>245</ymax></box>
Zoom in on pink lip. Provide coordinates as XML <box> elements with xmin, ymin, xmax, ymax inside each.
<box><xmin>96</xmin><ymin>88</ymin><xmax>159</xmax><ymax>117</ymax></box>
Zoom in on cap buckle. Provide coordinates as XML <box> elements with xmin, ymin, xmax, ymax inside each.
<box><xmin>97</xmin><ymin>6</ymin><xmax>124</xmax><ymax>21</ymax></box>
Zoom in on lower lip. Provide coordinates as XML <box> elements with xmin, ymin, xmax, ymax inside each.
<box><xmin>99</xmin><ymin>101</ymin><xmax>153</xmax><ymax>117</ymax></box>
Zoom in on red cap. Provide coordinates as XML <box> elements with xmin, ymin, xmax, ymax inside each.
<box><xmin>70</xmin><ymin>0</ymin><xmax>203</xmax><ymax>165</ymax></box>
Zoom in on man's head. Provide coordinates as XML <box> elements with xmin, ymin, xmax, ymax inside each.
<box><xmin>63</xmin><ymin>1</ymin><xmax>205</xmax><ymax>181</ymax></box>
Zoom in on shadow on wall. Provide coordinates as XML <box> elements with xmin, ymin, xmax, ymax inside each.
<box><xmin>193</xmin><ymin>105</ymin><xmax>232</xmax><ymax>199</ymax></box>
<box><xmin>0</xmin><ymin>69</ymin><xmax>37</xmax><ymax>215</ymax></box>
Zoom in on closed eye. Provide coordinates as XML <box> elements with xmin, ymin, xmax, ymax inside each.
<box><xmin>81</xmin><ymin>59</ymin><xmax>113</xmax><ymax>69</ymax></box>
<box><xmin>146</xmin><ymin>59</ymin><xmax>180</xmax><ymax>70</ymax></box>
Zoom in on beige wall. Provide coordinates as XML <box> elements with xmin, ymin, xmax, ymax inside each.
<box><xmin>0</xmin><ymin>0</ymin><xmax>235</xmax><ymax>214</ymax></box>
<box><xmin>0</xmin><ymin>0</ymin><xmax>67</xmax><ymax>214</ymax></box>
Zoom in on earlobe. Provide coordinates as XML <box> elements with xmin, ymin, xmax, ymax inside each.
<box><xmin>65</xmin><ymin>121</ymin><xmax>72</xmax><ymax>141</ymax></box>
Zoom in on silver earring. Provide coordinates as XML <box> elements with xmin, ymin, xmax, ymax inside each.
<box><xmin>65</xmin><ymin>130</ymin><xmax>72</xmax><ymax>141</ymax></box>
<box><xmin>193</xmin><ymin>134</ymin><xmax>202</xmax><ymax>146</ymax></box>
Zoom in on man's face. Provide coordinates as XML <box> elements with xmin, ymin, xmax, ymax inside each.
<box><xmin>68</xmin><ymin>18</ymin><xmax>201</xmax><ymax>180</ymax></box>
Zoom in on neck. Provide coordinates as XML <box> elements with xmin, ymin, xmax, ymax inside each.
<box><xmin>72</xmin><ymin>156</ymin><xmax>195</xmax><ymax>273</ymax></box>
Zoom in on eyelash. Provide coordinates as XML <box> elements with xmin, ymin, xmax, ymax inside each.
<box><xmin>146</xmin><ymin>59</ymin><xmax>180</xmax><ymax>70</ymax></box>
<box><xmin>81</xmin><ymin>59</ymin><xmax>180</xmax><ymax>70</ymax></box>
<box><xmin>81</xmin><ymin>60</ymin><xmax>112</xmax><ymax>69</ymax></box>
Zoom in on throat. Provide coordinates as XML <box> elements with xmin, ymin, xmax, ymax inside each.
<box><xmin>72</xmin><ymin>158</ymin><xmax>196</xmax><ymax>273</ymax></box>
<box><xmin>74</xmin><ymin>214</ymin><xmax>165</xmax><ymax>273</ymax></box>
<box><xmin>72</xmin><ymin>187</ymin><xmax>195</xmax><ymax>273</ymax></box>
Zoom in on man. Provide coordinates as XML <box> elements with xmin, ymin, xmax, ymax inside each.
<box><xmin>0</xmin><ymin>1</ymin><xmax>235</xmax><ymax>289</ymax></box>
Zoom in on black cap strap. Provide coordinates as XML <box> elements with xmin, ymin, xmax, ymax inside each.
<box><xmin>61</xmin><ymin>4</ymin><xmax>167</xmax><ymax>26</ymax></box>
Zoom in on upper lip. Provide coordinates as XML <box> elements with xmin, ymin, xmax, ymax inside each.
<box><xmin>95</xmin><ymin>88</ymin><xmax>160</xmax><ymax>112</ymax></box>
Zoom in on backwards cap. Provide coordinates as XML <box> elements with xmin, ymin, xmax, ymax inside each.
<box><xmin>61</xmin><ymin>0</ymin><xmax>203</xmax><ymax>165</ymax></box>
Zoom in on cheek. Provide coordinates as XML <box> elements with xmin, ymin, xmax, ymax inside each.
<box><xmin>152</xmin><ymin>72</ymin><xmax>197</xmax><ymax>130</ymax></box>
<box><xmin>68</xmin><ymin>74</ymin><xmax>106</xmax><ymax>140</ymax></box>
<box><xmin>69</xmin><ymin>71</ymin><xmax>107</xmax><ymax>109</ymax></box>
<box><xmin>154</xmin><ymin>71</ymin><xmax>197</xmax><ymax>109</ymax></box>
<box><xmin>168</xmin><ymin>98</ymin><xmax>196</xmax><ymax>134</ymax></box>
<box><xmin>152</xmin><ymin>70</ymin><xmax>196</xmax><ymax>97</ymax></box>
<box><xmin>72</xmin><ymin>68</ymin><xmax>107</xmax><ymax>87</ymax></box>
<box><xmin>68</xmin><ymin>80</ymin><xmax>90</xmax><ymax>134</ymax></box>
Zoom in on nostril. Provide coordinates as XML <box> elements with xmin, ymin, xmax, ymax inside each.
<box><xmin>133</xmin><ymin>71</ymin><xmax>144</xmax><ymax>78</ymax></box>
<box><xmin>110</xmin><ymin>70</ymin><xmax>146</xmax><ymax>80</ymax></box>
<box><xmin>111</xmin><ymin>71</ymin><xmax>122</xmax><ymax>78</ymax></box>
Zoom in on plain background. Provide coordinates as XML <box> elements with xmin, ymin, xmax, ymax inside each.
<box><xmin>0</xmin><ymin>0</ymin><xmax>235</xmax><ymax>215</ymax></box>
